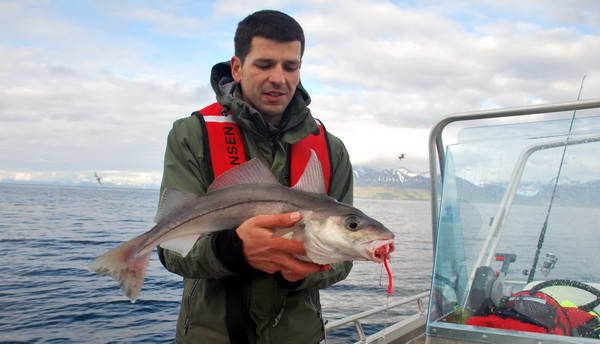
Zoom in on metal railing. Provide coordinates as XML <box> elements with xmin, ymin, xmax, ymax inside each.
<box><xmin>324</xmin><ymin>291</ymin><xmax>429</xmax><ymax>342</ymax></box>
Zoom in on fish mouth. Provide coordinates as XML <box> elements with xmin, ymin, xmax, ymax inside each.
<box><xmin>366</xmin><ymin>240</ymin><xmax>395</xmax><ymax>263</ymax></box>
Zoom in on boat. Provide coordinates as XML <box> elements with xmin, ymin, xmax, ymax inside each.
<box><xmin>325</xmin><ymin>98</ymin><xmax>600</xmax><ymax>343</ymax></box>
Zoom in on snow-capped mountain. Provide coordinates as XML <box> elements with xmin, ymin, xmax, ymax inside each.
<box><xmin>353</xmin><ymin>166</ymin><xmax>430</xmax><ymax>189</ymax></box>
<box><xmin>353</xmin><ymin>166</ymin><xmax>600</xmax><ymax>205</ymax></box>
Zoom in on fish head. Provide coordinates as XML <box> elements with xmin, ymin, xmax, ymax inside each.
<box><xmin>303</xmin><ymin>207</ymin><xmax>395</xmax><ymax>264</ymax></box>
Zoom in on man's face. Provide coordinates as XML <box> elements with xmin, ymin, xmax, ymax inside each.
<box><xmin>231</xmin><ymin>36</ymin><xmax>302</xmax><ymax>125</ymax></box>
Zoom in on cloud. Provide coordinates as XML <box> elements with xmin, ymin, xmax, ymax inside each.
<box><xmin>0</xmin><ymin>1</ymin><xmax>221</xmax><ymax>186</ymax></box>
<box><xmin>476</xmin><ymin>0</ymin><xmax>600</xmax><ymax>30</ymax></box>
<box><xmin>283</xmin><ymin>0</ymin><xmax>600</xmax><ymax>170</ymax></box>
<box><xmin>0</xmin><ymin>1</ymin><xmax>79</xmax><ymax>40</ymax></box>
<box><xmin>0</xmin><ymin>43</ymin><xmax>214</xmax><ymax>175</ymax></box>
<box><xmin>299</xmin><ymin>1</ymin><xmax>599</xmax><ymax>111</ymax></box>
<box><xmin>1</xmin><ymin>0</ymin><xmax>600</xmax><ymax>185</ymax></box>
<box><xmin>211</xmin><ymin>0</ymin><xmax>302</xmax><ymax>18</ymax></box>
<box><xmin>97</xmin><ymin>2</ymin><xmax>207</xmax><ymax>37</ymax></box>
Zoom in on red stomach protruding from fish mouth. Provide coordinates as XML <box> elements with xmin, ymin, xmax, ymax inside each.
<box><xmin>367</xmin><ymin>240</ymin><xmax>395</xmax><ymax>262</ymax></box>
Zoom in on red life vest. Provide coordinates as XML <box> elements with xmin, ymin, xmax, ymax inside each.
<box><xmin>466</xmin><ymin>290</ymin><xmax>600</xmax><ymax>338</ymax></box>
<box><xmin>192</xmin><ymin>102</ymin><xmax>332</xmax><ymax>193</ymax></box>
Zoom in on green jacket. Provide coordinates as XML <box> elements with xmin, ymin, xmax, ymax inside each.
<box><xmin>158</xmin><ymin>62</ymin><xmax>354</xmax><ymax>344</ymax></box>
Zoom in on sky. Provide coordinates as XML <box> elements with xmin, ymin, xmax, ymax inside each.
<box><xmin>1</xmin><ymin>0</ymin><xmax>600</xmax><ymax>187</ymax></box>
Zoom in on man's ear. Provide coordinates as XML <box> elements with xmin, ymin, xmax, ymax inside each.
<box><xmin>231</xmin><ymin>56</ymin><xmax>242</xmax><ymax>82</ymax></box>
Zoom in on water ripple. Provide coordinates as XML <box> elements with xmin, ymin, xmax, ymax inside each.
<box><xmin>0</xmin><ymin>184</ymin><xmax>432</xmax><ymax>344</ymax></box>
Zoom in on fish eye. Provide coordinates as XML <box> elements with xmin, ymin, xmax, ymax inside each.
<box><xmin>345</xmin><ymin>216</ymin><xmax>360</xmax><ymax>231</ymax></box>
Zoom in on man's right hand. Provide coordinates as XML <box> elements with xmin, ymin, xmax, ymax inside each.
<box><xmin>235</xmin><ymin>212</ymin><xmax>328</xmax><ymax>280</ymax></box>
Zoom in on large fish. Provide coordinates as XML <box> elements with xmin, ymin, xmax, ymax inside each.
<box><xmin>90</xmin><ymin>151</ymin><xmax>395</xmax><ymax>301</ymax></box>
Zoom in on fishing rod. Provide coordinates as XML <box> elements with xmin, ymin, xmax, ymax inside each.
<box><xmin>526</xmin><ymin>75</ymin><xmax>586</xmax><ymax>283</ymax></box>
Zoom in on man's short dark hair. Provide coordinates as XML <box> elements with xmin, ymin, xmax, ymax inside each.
<box><xmin>234</xmin><ymin>10</ymin><xmax>305</xmax><ymax>63</ymax></box>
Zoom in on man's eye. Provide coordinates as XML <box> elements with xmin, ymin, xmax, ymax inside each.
<box><xmin>255</xmin><ymin>63</ymin><xmax>272</xmax><ymax>70</ymax></box>
<box><xmin>284</xmin><ymin>65</ymin><xmax>299</xmax><ymax>72</ymax></box>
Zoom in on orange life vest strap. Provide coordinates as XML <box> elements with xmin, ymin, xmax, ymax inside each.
<box><xmin>195</xmin><ymin>103</ymin><xmax>247</xmax><ymax>180</ymax></box>
<box><xmin>195</xmin><ymin>102</ymin><xmax>331</xmax><ymax>193</ymax></box>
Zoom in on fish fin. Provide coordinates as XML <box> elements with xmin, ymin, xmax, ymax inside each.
<box><xmin>292</xmin><ymin>150</ymin><xmax>326</xmax><ymax>194</ymax></box>
<box><xmin>208</xmin><ymin>157</ymin><xmax>278</xmax><ymax>192</ymax></box>
<box><xmin>155</xmin><ymin>188</ymin><xmax>200</xmax><ymax>223</ymax></box>
<box><xmin>89</xmin><ymin>235</ymin><xmax>151</xmax><ymax>302</ymax></box>
<box><xmin>159</xmin><ymin>234</ymin><xmax>200</xmax><ymax>257</ymax></box>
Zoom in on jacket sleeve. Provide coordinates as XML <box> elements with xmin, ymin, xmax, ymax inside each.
<box><xmin>156</xmin><ymin>117</ymin><xmax>236</xmax><ymax>279</ymax></box>
<box><xmin>280</xmin><ymin>132</ymin><xmax>355</xmax><ymax>291</ymax></box>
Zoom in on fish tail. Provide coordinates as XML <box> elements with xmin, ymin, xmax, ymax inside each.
<box><xmin>89</xmin><ymin>236</ymin><xmax>151</xmax><ymax>302</ymax></box>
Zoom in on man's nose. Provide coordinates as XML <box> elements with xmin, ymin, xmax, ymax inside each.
<box><xmin>268</xmin><ymin>65</ymin><xmax>285</xmax><ymax>85</ymax></box>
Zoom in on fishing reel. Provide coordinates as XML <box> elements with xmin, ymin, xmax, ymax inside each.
<box><xmin>522</xmin><ymin>252</ymin><xmax>558</xmax><ymax>277</ymax></box>
<box><xmin>540</xmin><ymin>253</ymin><xmax>558</xmax><ymax>276</ymax></box>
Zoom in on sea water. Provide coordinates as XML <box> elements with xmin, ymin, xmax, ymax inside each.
<box><xmin>0</xmin><ymin>184</ymin><xmax>433</xmax><ymax>343</ymax></box>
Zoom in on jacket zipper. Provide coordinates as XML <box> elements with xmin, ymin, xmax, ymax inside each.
<box><xmin>184</xmin><ymin>279</ymin><xmax>201</xmax><ymax>335</ymax></box>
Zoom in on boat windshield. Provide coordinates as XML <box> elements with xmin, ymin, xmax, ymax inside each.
<box><xmin>428</xmin><ymin>114</ymin><xmax>600</xmax><ymax>343</ymax></box>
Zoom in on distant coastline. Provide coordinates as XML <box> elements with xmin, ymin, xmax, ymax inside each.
<box><xmin>0</xmin><ymin>181</ymin><xmax>158</xmax><ymax>191</ymax></box>
<box><xmin>353</xmin><ymin>186</ymin><xmax>430</xmax><ymax>201</ymax></box>
<box><xmin>0</xmin><ymin>182</ymin><xmax>431</xmax><ymax>201</ymax></box>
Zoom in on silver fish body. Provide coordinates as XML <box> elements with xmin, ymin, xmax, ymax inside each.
<box><xmin>152</xmin><ymin>183</ymin><xmax>393</xmax><ymax>263</ymax></box>
<box><xmin>90</xmin><ymin>153</ymin><xmax>394</xmax><ymax>301</ymax></box>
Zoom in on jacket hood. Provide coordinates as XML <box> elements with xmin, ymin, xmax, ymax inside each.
<box><xmin>209</xmin><ymin>61</ymin><xmax>316</xmax><ymax>143</ymax></box>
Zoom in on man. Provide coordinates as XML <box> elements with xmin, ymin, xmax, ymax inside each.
<box><xmin>158</xmin><ymin>10</ymin><xmax>353</xmax><ymax>344</ymax></box>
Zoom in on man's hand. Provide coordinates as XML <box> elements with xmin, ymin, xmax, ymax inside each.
<box><xmin>236</xmin><ymin>212</ymin><xmax>329</xmax><ymax>281</ymax></box>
